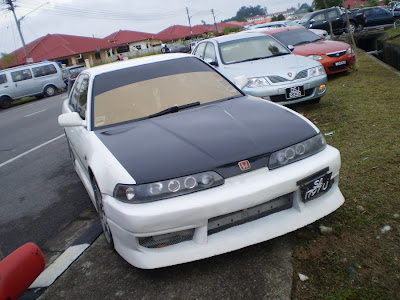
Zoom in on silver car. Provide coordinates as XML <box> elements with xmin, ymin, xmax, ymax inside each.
<box><xmin>192</xmin><ymin>32</ymin><xmax>327</xmax><ymax>105</ymax></box>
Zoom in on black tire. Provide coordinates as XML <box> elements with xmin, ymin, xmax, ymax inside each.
<box><xmin>0</xmin><ymin>96</ymin><xmax>12</xmax><ymax>109</ymax></box>
<box><xmin>92</xmin><ymin>177</ymin><xmax>114</xmax><ymax>246</ymax></box>
<box><xmin>310</xmin><ymin>97</ymin><xmax>321</xmax><ymax>104</ymax></box>
<box><xmin>44</xmin><ymin>85</ymin><xmax>57</xmax><ymax>97</ymax></box>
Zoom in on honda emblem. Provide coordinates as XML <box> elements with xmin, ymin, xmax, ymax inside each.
<box><xmin>238</xmin><ymin>160</ymin><xmax>251</xmax><ymax>171</ymax></box>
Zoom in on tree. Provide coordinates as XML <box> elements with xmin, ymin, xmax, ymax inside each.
<box><xmin>235</xmin><ymin>5</ymin><xmax>267</xmax><ymax>22</ymax></box>
<box><xmin>0</xmin><ymin>53</ymin><xmax>18</xmax><ymax>69</ymax></box>
<box><xmin>313</xmin><ymin>0</ymin><xmax>343</xmax><ymax>9</ymax></box>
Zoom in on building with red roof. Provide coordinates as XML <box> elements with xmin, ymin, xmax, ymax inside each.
<box><xmin>103</xmin><ymin>30</ymin><xmax>162</xmax><ymax>52</ymax></box>
<box><xmin>0</xmin><ymin>34</ymin><xmax>117</xmax><ymax>69</ymax></box>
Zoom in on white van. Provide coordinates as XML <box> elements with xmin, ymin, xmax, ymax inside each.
<box><xmin>0</xmin><ymin>61</ymin><xmax>66</xmax><ymax>109</ymax></box>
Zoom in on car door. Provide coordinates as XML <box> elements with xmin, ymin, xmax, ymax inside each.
<box><xmin>310</xmin><ymin>11</ymin><xmax>329</xmax><ymax>32</ymax></box>
<box><xmin>10</xmin><ymin>68</ymin><xmax>34</xmax><ymax>98</ymax></box>
<box><xmin>65</xmin><ymin>74</ymin><xmax>91</xmax><ymax>179</ymax></box>
<box><xmin>327</xmin><ymin>9</ymin><xmax>343</xmax><ymax>32</ymax></box>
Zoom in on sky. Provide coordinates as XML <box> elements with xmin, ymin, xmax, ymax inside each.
<box><xmin>0</xmin><ymin>0</ymin><xmax>312</xmax><ymax>54</ymax></box>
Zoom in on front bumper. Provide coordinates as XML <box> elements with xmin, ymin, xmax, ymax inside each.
<box><xmin>242</xmin><ymin>75</ymin><xmax>327</xmax><ymax>105</ymax></box>
<box><xmin>104</xmin><ymin>145</ymin><xmax>344</xmax><ymax>269</ymax></box>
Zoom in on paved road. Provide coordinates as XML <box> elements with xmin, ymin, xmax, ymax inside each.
<box><xmin>0</xmin><ymin>94</ymin><xmax>93</xmax><ymax>258</ymax></box>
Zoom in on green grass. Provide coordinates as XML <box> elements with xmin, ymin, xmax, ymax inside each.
<box><xmin>291</xmin><ymin>49</ymin><xmax>400</xmax><ymax>299</ymax></box>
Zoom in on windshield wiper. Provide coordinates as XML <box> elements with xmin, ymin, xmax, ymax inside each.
<box><xmin>294</xmin><ymin>41</ymin><xmax>311</xmax><ymax>46</ymax></box>
<box><xmin>237</xmin><ymin>56</ymin><xmax>270</xmax><ymax>63</ymax></box>
<box><xmin>147</xmin><ymin>101</ymin><xmax>200</xmax><ymax>119</ymax></box>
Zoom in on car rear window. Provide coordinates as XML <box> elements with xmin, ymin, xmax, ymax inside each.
<box><xmin>92</xmin><ymin>57</ymin><xmax>242</xmax><ymax>128</ymax></box>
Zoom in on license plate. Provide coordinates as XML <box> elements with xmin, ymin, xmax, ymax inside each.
<box><xmin>334</xmin><ymin>60</ymin><xmax>346</xmax><ymax>66</ymax></box>
<box><xmin>300</xmin><ymin>173</ymin><xmax>333</xmax><ymax>202</ymax></box>
<box><xmin>286</xmin><ymin>86</ymin><xmax>305</xmax><ymax>99</ymax></box>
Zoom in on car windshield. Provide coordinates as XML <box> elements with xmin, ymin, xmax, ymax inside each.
<box><xmin>219</xmin><ymin>35</ymin><xmax>290</xmax><ymax>64</ymax></box>
<box><xmin>92</xmin><ymin>57</ymin><xmax>242</xmax><ymax>128</ymax></box>
<box><xmin>272</xmin><ymin>29</ymin><xmax>322</xmax><ymax>47</ymax></box>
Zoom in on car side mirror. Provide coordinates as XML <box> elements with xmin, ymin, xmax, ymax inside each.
<box><xmin>58</xmin><ymin>112</ymin><xmax>86</xmax><ymax>127</ymax></box>
<box><xmin>205</xmin><ymin>58</ymin><xmax>218</xmax><ymax>67</ymax></box>
<box><xmin>287</xmin><ymin>45</ymin><xmax>295</xmax><ymax>51</ymax></box>
<box><xmin>233</xmin><ymin>75</ymin><xmax>249</xmax><ymax>90</ymax></box>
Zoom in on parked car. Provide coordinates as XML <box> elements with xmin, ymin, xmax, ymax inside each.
<box><xmin>354</xmin><ymin>6</ymin><xmax>400</xmax><ymax>28</ymax></box>
<box><xmin>58</xmin><ymin>53</ymin><xmax>344</xmax><ymax>269</ymax></box>
<box><xmin>298</xmin><ymin>6</ymin><xmax>365</xmax><ymax>34</ymax></box>
<box><xmin>0</xmin><ymin>61</ymin><xmax>66</xmax><ymax>109</ymax></box>
<box><xmin>251</xmin><ymin>20</ymin><xmax>331</xmax><ymax>39</ymax></box>
<box><xmin>62</xmin><ymin>65</ymin><xmax>86</xmax><ymax>85</ymax></box>
<box><xmin>257</xmin><ymin>27</ymin><xmax>356</xmax><ymax>75</ymax></box>
<box><xmin>169</xmin><ymin>44</ymin><xmax>190</xmax><ymax>53</ymax></box>
<box><xmin>192</xmin><ymin>32</ymin><xmax>327</xmax><ymax>105</ymax></box>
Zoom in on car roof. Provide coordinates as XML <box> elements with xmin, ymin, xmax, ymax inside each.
<box><xmin>81</xmin><ymin>53</ymin><xmax>192</xmax><ymax>77</ymax></box>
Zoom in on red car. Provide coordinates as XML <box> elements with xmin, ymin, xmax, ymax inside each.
<box><xmin>255</xmin><ymin>27</ymin><xmax>355</xmax><ymax>75</ymax></box>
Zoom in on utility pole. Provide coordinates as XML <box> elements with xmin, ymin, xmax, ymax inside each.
<box><xmin>186</xmin><ymin>7</ymin><xmax>193</xmax><ymax>39</ymax></box>
<box><xmin>5</xmin><ymin>0</ymin><xmax>31</xmax><ymax>61</ymax></box>
<box><xmin>211</xmin><ymin>9</ymin><xmax>219</xmax><ymax>35</ymax></box>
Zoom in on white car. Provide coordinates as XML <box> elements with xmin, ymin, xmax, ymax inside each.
<box><xmin>251</xmin><ymin>20</ymin><xmax>331</xmax><ymax>40</ymax></box>
<box><xmin>192</xmin><ymin>32</ymin><xmax>327</xmax><ymax>105</ymax></box>
<box><xmin>59</xmin><ymin>53</ymin><xmax>344</xmax><ymax>269</ymax></box>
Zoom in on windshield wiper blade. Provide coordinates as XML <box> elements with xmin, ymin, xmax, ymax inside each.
<box><xmin>238</xmin><ymin>56</ymin><xmax>270</xmax><ymax>63</ymax></box>
<box><xmin>147</xmin><ymin>101</ymin><xmax>200</xmax><ymax>119</ymax></box>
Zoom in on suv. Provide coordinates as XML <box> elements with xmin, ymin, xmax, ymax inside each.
<box><xmin>299</xmin><ymin>7</ymin><xmax>365</xmax><ymax>34</ymax></box>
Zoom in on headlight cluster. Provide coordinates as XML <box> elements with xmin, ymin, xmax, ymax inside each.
<box><xmin>269</xmin><ymin>133</ymin><xmax>326</xmax><ymax>169</ymax></box>
<box><xmin>246</xmin><ymin>77</ymin><xmax>270</xmax><ymax>88</ymax></box>
<box><xmin>114</xmin><ymin>171</ymin><xmax>224</xmax><ymax>203</ymax></box>
<box><xmin>308</xmin><ymin>65</ymin><xmax>325</xmax><ymax>77</ymax></box>
<box><xmin>307</xmin><ymin>54</ymin><xmax>323</xmax><ymax>61</ymax></box>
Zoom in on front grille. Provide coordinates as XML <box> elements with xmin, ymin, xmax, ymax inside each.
<box><xmin>138</xmin><ymin>229</ymin><xmax>195</xmax><ymax>248</ymax></box>
<box><xmin>326</xmin><ymin>50</ymin><xmax>346</xmax><ymax>58</ymax></box>
<box><xmin>269</xmin><ymin>88</ymin><xmax>313</xmax><ymax>103</ymax></box>
<box><xmin>208</xmin><ymin>193</ymin><xmax>293</xmax><ymax>235</ymax></box>
<box><xmin>328</xmin><ymin>64</ymin><xmax>347</xmax><ymax>72</ymax></box>
<box><xmin>267</xmin><ymin>70</ymin><xmax>308</xmax><ymax>83</ymax></box>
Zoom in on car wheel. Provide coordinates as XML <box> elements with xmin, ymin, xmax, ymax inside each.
<box><xmin>310</xmin><ymin>97</ymin><xmax>321</xmax><ymax>104</ymax></box>
<box><xmin>44</xmin><ymin>85</ymin><xmax>57</xmax><ymax>97</ymax></box>
<box><xmin>348</xmin><ymin>22</ymin><xmax>356</xmax><ymax>34</ymax></box>
<box><xmin>0</xmin><ymin>96</ymin><xmax>12</xmax><ymax>109</ymax></box>
<box><xmin>92</xmin><ymin>177</ymin><xmax>114</xmax><ymax>246</ymax></box>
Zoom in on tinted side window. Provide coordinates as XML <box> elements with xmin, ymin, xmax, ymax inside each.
<box><xmin>0</xmin><ymin>74</ymin><xmax>7</xmax><ymax>84</ymax></box>
<box><xmin>11</xmin><ymin>69</ymin><xmax>32</xmax><ymax>82</ymax></box>
<box><xmin>204</xmin><ymin>43</ymin><xmax>217</xmax><ymax>62</ymax></box>
<box><xmin>32</xmin><ymin>64</ymin><xmax>57</xmax><ymax>78</ymax></box>
<box><xmin>328</xmin><ymin>10</ymin><xmax>339</xmax><ymax>19</ymax></box>
<box><xmin>314</xmin><ymin>13</ymin><xmax>326</xmax><ymax>21</ymax></box>
<box><xmin>193</xmin><ymin>43</ymin><xmax>206</xmax><ymax>60</ymax></box>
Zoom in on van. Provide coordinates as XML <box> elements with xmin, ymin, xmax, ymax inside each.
<box><xmin>0</xmin><ymin>61</ymin><xmax>66</xmax><ymax>109</ymax></box>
